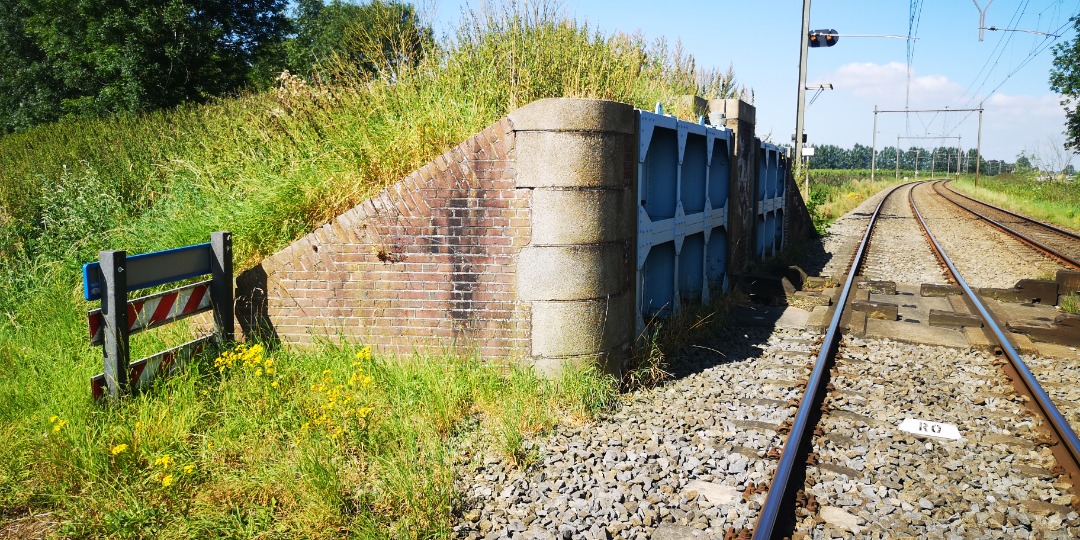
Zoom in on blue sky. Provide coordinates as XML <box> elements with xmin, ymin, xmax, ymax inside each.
<box><xmin>424</xmin><ymin>0</ymin><xmax>1079</xmax><ymax>164</ymax></box>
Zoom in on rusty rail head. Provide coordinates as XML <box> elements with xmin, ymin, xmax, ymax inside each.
<box><xmin>909</xmin><ymin>182</ymin><xmax>1080</xmax><ymax>498</ymax></box>
<box><xmin>934</xmin><ymin>181</ymin><xmax>1080</xmax><ymax>269</ymax></box>
<box><xmin>752</xmin><ymin>182</ymin><xmax>912</xmax><ymax>540</ymax></box>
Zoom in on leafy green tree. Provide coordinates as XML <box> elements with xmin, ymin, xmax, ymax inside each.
<box><xmin>0</xmin><ymin>0</ymin><xmax>290</xmax><ymax>131</ymax></box>
<box><xmin>1050</xmin><ymin>15</ymin><xmax>1080</xmax><ymax>153</ymax></box>
<box><xmin>848</xmin><ymin>143</ymin><xmax>873</xmax><ymax>169</ymax></box>
<box><xmin>288</xmin><ymin>0</ymin><xmax>433</xmax><ymax>80</ymax></box>
<box><xmin>1016</xmin><ymin>152</ymin><xmax>1034</xmax><ymax>173</ymax></box>
<box><xmin>0</xmin><ymin>1</ymin><xmax>64</xmax><ymax>131</ymax></box>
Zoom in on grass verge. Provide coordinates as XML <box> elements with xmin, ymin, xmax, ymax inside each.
<box><xmin>0</xmin><ymin>339</ymin><xmax>617</xmax><ymax>537</ymax></box>
<box><xmin>804</xmin><ymin>170</ymin><xmax>909</xmax><ymax>234</ymax></box>
<box><xmin>0</xmin><ymin>3</ymin><xmax>749</xmax><ymax>535</ymax></box>
<box><xmin>947</xmin><ymin>174</ymin><xmax>1080</xmax><ymax>232</ymax></box>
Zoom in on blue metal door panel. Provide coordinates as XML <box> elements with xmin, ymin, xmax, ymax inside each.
<box><xmin>705</xmin><ymin>227</ymin><xmax>728</xmax><ymax>291</ymax></box>
<box><xmin>678</xmin><ymin>232</ymin><xmax>705</xmax><ymax>304</ymax></box>
<box><xmin>708</xmin><ymin>137</ymin><xmax>730</xmax><ymax>210</ymax></box>
<box><xmin>755</xmin><ymin>142</ymin><xmax>786</xmax><ymax>260</ymax></box>
<box><xmin>642</xmin><ymin>241</ymin><xmax>675</xmax><ymax>319</ymax></box>
<box><xmin>636</xmin><ymin>109</ymin><xmax>733</xmax><ymax>331</ymax></box>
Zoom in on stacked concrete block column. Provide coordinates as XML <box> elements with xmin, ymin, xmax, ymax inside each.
<box><xmin>709</xmin><ymin>99</ymin><xmax>758</xmax><ymax>275</ymax></box>
<box><xmin>509</xmin><ymin>98</ymin><xmax>636</xmax><ymax>376</ymax></box>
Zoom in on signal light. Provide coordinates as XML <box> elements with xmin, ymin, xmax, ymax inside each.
<box><xmin>809</xmin><ymin>29</ymin><xmax>839</xmax><ymax>48</ymax></box>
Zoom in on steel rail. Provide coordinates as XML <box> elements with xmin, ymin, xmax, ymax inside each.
<box><xmin>752</xmin><ymin>182</ymin><xmax>912</xmax><ymax>539</ymax></box>
<box><xmin>909</xmin><ymin>182</ymin><xmax>1080</xmax><ymax>494</ymax></box>
<box><xmin>934</xmin><ymin>181</ymin><xmax>1080</xmax><ymax>269</ymax></box>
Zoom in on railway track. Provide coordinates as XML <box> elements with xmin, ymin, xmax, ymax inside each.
<box><xmin>935</xmin><ymin>180</ymin><xmax>1080</xmax><ymax>270</ymax></box>
<box><xmin>753</xmin><ymin>181</ymin><xmax>1080</xmax><ymax>539</ymax></box>
<box><xmin>455</xmin><ymin>181</ymin><xmax>1080</xmax><ymax>539</ymax></box>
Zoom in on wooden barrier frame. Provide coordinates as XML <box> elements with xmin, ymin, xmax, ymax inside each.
<box><xmin>82</xmin><ymin>231</ymin><xmax>233</xmax><ymax>399</ymax></box>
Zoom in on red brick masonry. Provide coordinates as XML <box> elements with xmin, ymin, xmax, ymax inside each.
<box><xmin>236</xmin><ymin>118</ymin><xmax>532</xmax><ymax>360</ymax></box>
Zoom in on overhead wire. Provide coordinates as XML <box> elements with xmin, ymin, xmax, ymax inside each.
<box><xmin>941</xmin><ymin>0</ymin><xmax>1076</xmax><ymax>143</ymax></box>
<box><xmin>904</xmin><ymin>0</ymin><xmax>925</xmax><ymax>136</ymax></box>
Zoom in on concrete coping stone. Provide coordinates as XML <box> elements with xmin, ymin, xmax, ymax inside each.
<box><xmin>508</xmin><ymin>98</ymin><xmax>635</xmax><ymax>134</ymax></box>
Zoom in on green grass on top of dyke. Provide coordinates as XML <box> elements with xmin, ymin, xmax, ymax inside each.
<box><xmin>948</xmin><ymin>174</ymin><xmax>1080</xmax><ymax>232</ymax></box>
<box><xmin>0</xmin><ymin>4</ymin><xmax>745</xmax><ymax>536</ymax></box>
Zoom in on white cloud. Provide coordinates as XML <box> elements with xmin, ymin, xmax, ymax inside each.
<box><xmin>819</xmin><ymin>62</ymin><xmax>965</xmax><ymax>106</ymax></box>
<box><xmin>808</xmin><ymin>62</ymin><xmax>1073</xmax><ymax>160</ymax></box>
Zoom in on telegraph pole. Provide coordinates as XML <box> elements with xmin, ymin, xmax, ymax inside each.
<box><xmin>871</xmin><ymin>105</ymin><xmax>878</xmax><ymax>181</ymax></box>
<box><xmin>976</xmin><ymin>102</ymin><xmax>984</xmax><ymax>187</ymax></box>
<box><xmin>896</xmin><ymin>135</ymin><xmax>900</xmax><ymax>180</ymax></box>
<box><xmin>795</xmin><ymin>0</ymin><xmax>812</xmax><ymax>194</ymax></box>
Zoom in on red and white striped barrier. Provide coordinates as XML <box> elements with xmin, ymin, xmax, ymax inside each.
<box><xmin>90</xmin><ymin>334</ymin><xmax>213</xmax><ymax>400</ymax></box>
<box><xmin>87</xmin><ymin>280</ymin><xmax>211</xmax><ymax>346</ymax></box>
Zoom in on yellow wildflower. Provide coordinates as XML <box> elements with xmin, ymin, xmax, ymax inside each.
<box><xmin>271</xmin><ymin>380</ymin><xmax>279</xmax><ymax>389</ymax></box>
<box><xmin>110</xmin><ymin>443</ymin><xmax>128</xmax><ymax>455</ymax></box>
<box><xmin>355</xmin><ymin>346</ymin><xmax>372</xmax><ymax>361</ymax></box>
<box><xmin>154</xmin><ymin>454</ymin><xmax>174</xmax><ymax>469</ymax></box>
<box><xmin>161</xmin><ymin>474</ymin><xmax>174</xmax><ymax>487</ymax></box>
<box><xmin>183</xmin><ymin>464</ymin><xmax>195</xmax><ymax>475</ymax></box>
<box><xmin>49</xmin><ymin>415</ymin><xmax>59</xmax><ymax>423</ymax></box>
<box><xmin>52</xmin><ymin>419</ymin><xmax>67</xmax><ymax>433</ymax></box>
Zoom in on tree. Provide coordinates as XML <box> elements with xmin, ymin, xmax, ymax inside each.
<box><xmin>0</xmin><ymin>0</ymin><xmax>291</xmax><ymax>131</ymax></box>
<box><xmin>288</xmin><ymin>0</ymin><xmax>433</xmax><ymax>80</ymax></box>
<box><xmin>1015</xmin><ymin>152</ymin><xmax>1034</xmax><ymax>173</ymax></box>
<box><xmin>1050</xmin><ymin>14</ymin><xmax>1080</xmax><ymax>153</ymax></box>
<box><xmin>0</xmin><ymin>1</ymin><xmax>64</xmax><ymax>131</ymax></box>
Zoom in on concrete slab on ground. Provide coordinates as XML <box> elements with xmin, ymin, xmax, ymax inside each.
<box><xmin>731</xmin><ymin>305</ymin><xmax>810</xmax><ymax>329</ymax></box>
<box><xmin>869</xmin><ymin>290</ymin><xmax>952</xmax><ymax>325</ymax></box>
<box><xmin>864</xmin><ymin>318</ymin><xmax>970</xmax><ymax>349</ymax></box>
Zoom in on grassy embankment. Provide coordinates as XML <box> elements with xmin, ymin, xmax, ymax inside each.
<box><xmin>802</xmin><ymin>169</ymin><xmax>910</xmax><ymax>233</ymax></box>
<box><xmin>948</xmin><ymin>174</ymin><xmax>1080</xmax><ymax>232</ymax></box>
<box><xmin>0</xmin><ymin>6</ymin><xmax>742</xmax><ymax>537</ymax></box>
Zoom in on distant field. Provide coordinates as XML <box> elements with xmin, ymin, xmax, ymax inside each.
<box><xmin>948</xmin><ymin>174</ymin><xmax>1080</xmax><ymax>232</ymax></box>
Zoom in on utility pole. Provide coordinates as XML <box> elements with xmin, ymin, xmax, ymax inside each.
<box><xmin>896</xmin><ymin>136</ymin><xmax>900</xmax><ymax>180</ymax></box>
<box><xmin>973</xmin><ymin>0</ymin><xmax>994</xmax><ymax>41</ymax></box>
<box><xmin>976</xmin><ymin>102</ymin><xmax>984</xmax><ymax>187</ymax></box>
<box><xmin>795</xmin><ymin>0</ymin><xmax>812</xmax><ymax>195</ymax></box>
<box><xmin>871</xmin><ymin>105</ymin><xmax>878</xmax><ymax>181</ymax></box>
<box><xmin>957</xmin><ymin>137</ymin><xmax>962</xmax><ymax>177</ymax></box>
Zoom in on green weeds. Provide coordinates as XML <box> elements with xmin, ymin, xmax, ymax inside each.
<box><xmin>803</xmin><ymin>170</ymin><xmax>908</xmax><ymax>234</ymax></box>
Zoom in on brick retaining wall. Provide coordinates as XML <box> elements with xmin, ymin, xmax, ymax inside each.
<box><xmin>234</xmin><ymin>97</ymin><xmax>813</xmax><ymax>374</ymax></box>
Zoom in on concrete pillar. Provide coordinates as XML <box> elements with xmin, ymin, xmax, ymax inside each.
<box><xmin>709</xmin><ymin>99</ymin><xmax>757</xmax><ymax>275</ymax></box>
<box><xmin>510</xmin><ymin>98</ymin><xmax>636</xmax><ymax>376</ymax></box>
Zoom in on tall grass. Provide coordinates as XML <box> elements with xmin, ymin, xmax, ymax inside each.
<box><xmin>0</xmin><ymin>3</ymin><xmax>739</xmax><ymax>535</ymax></box>
<box><xmin>804</xmin><ymin>169</ymin><xmax>908</xmax><ymax>234</ymax></box>
<box><xmin>949</xmin><ymin>174</ymin><xmax>1080</xmax><ymax>232</ymax></box>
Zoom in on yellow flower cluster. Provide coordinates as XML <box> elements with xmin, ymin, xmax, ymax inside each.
<box><xmin>151</xmin><ymin>453</ymin><xmax>196</xmax><ymax>488</ymax></box>
<box><xmin>214</xmin><ymin>343</ymin><xmax>267</xmax><ymax>372</ymax></box>
<box><xmin>213</xmin><ymin>344</ymin><xmax>279</xmax><ymax>386</ymax></box>
<box><xmin>301</xmin><ymin>348</ymin><xmax>377</xmax><ymax>441</ymax></box>
<box><xmin>110</xmin><ymin>443</ymin><xmax>128</xmax><ymax>455</ymax></box>
<box><xmin>48</xmin><ymin>415</ymin><xmax>67</xmax><ymax>433</ymax></box>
